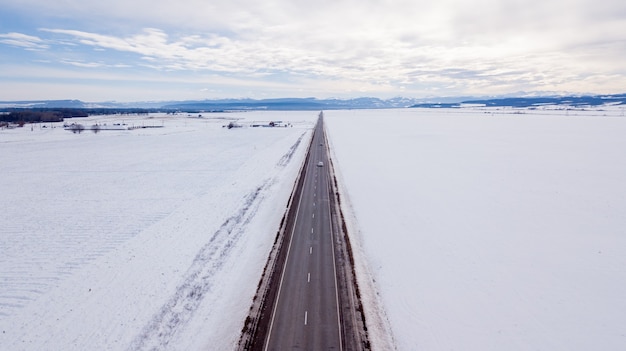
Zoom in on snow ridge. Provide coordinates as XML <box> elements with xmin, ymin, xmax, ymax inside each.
<box><xmin>129</xmin><ymin>180</ymin><xmax>273</xmax><ymax>350</ymax></box>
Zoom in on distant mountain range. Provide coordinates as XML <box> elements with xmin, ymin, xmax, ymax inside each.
<box><xmin>160</xmin><ymin>97</ymin><xmax>421</xmax><ymax>110</ymax></box>
<box><xmin>410</xmin><ymin>94</ymin><xmax>626</xmax><ymax>108</ymax></box>
<box><xmin>1</xmin><ymin>94</ymin><xmax>625</xmax><ymax>111</ymax></box>
<box><xmin>0</xmin><ymin>97</ymin><xmax>427</xmax><ymax>110</ymax></box>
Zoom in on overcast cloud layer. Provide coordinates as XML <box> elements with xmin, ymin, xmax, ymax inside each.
<box><xmin>1</xmin><ymin>0</ymin><xmax>625</xmax><ymax>101</ymax></box>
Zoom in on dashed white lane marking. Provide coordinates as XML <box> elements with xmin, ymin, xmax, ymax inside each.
<box><xmin>310</xmin><ymin>246</ymin><xmax>312</xmax><ymax>255</ymax></box>
<box><xmin>312</xmin><ymin>213</ymin><xmax>315</xmax><ymax>219</ymax></box>
<box><xmin>308</xmin><ymin>272</ymin><xmax>310</xmax><ymax>283</ymax></box>
<box><xmin>305</xmin><ymin>311</ymin><xmax>308</xmax><ymax>325</ymax></box>
<box><xmin>311</xmin><ymin>228</ymin><xmax>314</xmax><ymax>234</ymax></box>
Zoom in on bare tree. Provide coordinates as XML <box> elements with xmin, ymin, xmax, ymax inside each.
<box><xmin>70</xmin><ymin>124</ymin><xmax>85</xmax><ymax>133</ymax></box>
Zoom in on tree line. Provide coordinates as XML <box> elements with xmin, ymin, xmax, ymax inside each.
<box><xmin>0</xmin><ymin>108</ymin><xmax>161</xmax><ymax>123</ymax></box>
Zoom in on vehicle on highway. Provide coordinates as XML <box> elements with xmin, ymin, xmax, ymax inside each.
<box><xmin>317</xmin><ymin>161</ymin><xmax>324</xmax><ymax>167</ymax></box>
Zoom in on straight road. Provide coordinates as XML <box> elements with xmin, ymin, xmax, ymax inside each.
<box><xmin>263</xmin><ymin>113</ymin><xmax>342</xmax><ymax>350</ymax></box>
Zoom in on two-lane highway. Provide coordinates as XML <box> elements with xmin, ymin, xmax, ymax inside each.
<box><xmin>263</xmin><ymin>112</ymin><xmax>342</xmax><ymax>350</ymax></box>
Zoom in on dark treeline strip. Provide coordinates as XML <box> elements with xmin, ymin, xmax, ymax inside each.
<box><xmin>0</xmin><ymin>108</ymin><xmax>161</xmax><ymax>123</ymax></box>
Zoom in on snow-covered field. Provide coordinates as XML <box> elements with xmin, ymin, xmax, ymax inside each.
<box><xmin>0</xmin><ymin>111</ymin><xmax>316</xmax><ymax>350</ymax></box>
<box><xmin>3</xmin><ymin>106</ymin><xmax>626</xmax><ymax>351</ymax></box>
<box><xmin>325</xmin><ymin>107</ymin><xmax>626</xmax><ymax>350</ymax></box>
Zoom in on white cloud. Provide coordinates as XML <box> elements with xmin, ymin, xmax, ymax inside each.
<box><xmin>0</xmin><ymin>32</ymin><xmax>48</xmax><ymax>50</ymax></box>
<box><xmin>1</xmin><ymin>0</ymin><xmax>625</xmax><ymax>98</ymax></box>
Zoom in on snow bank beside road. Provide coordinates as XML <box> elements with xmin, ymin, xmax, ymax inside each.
<box><xmin>0</xmin><ymin>112</ymin><xmax>315</xmax><ymax>350</ymax></box>
<box><xmin>325</xmin><ymin>108</ymin><xmax>626</xmax><ymax>350</ymax></box>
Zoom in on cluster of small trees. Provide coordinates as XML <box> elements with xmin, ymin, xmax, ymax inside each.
<box><xmin>66</xmin><ymin>123</ymin><xmax>86</xmax><ymax>133</ymax></box>
<box><xmin>65</xmin><ymin>123</ymin><xmax>104</xmax><ymax>134</ymax></box>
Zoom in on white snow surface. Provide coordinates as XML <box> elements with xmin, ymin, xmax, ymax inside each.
<box><xmin>3</xmin><ymin>107</ymin><xmax>626</xmax><ymax>351</ymax></box>
<box><xmin>0</xmin><ymin>112</ymin><xmax>316</xmax><ymax>350</ymax></box>
<box><xmin>325</xmin><ymin>107</ymin><xmax>626</xmax><ymax>350</ymax></box>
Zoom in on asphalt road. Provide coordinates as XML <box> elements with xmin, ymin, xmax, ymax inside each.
<box><xmin>263</xmin><ymin>113</ymin><xmax>342</xmax><ymax>350</ymax></box>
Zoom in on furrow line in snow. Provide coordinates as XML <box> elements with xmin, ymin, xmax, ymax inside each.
<box><xmin>128</xmin><ymin>179</ymin><xmax>275</xmax><ymax>351</ymax></box>
<box><xmin>276</xmin><ymin>132</ymin><xmax>306</xmax><ymax>167</ymax></box>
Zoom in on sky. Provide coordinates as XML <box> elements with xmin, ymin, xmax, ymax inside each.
<box><xmin>1</xmin><ymin>0</ymin><xmax>625</xmax><ymax>102</ymax></box>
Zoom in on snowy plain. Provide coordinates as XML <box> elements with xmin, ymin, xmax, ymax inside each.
<box><xmin>2</xmin><ymin>106</ymin><xmax>626</xmax><ymax>351</ymax></box>
<box><xmin>324</xmin><ymin>107</ymin><xmax>626</xmax><ymax>351</ymax></box>
<box><xmin>0</xmin><ymin>111</ymin><xmax>316</xmax><ymax>350</ymax></box>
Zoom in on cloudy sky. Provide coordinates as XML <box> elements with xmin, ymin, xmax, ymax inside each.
<box><xmin>1</xmin><ymin>0</ymin><xmax>625</xmax><ymax>101</ymax></box>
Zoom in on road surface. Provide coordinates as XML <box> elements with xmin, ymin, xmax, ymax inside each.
<box><xmin>263</xmin><ymin>113</ymin><xmax>342</xmax><ymax>350</ymax></box>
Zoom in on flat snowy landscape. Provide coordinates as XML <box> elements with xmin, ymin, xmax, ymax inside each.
<box><xmin>2</xmin><ymin>106</ymin><xmax>626</xmax><ymax>350</ymax></box>
<box><xmin>0</xmin><ymin>112</ymin><xmax>316</xmax><ymax>350</ymax></box>
<box><xmin>325</xmin><ymin>107</ymin><xmax>626</xmax><ymax>350</ymax></box>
